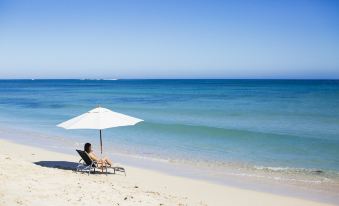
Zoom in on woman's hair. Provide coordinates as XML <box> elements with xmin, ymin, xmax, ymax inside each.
<box><xmin>84</xmin><ymin>143</ymin><xmax>91</xmax><ymax>153</ymax></box>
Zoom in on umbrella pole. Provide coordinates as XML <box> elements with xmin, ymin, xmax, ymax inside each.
<box><xmin>99</xmin><ymin>129</ymin><xmax>103</xmax><ymax>173</ymax></box>
<box><xmin>100</xmin><ymin>129</ymin><xmax>103</xmax><ymax>154</ymax></box>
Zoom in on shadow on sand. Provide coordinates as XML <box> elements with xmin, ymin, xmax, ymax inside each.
<box><xmin>34</xmin><ymin>161</ymin><xmax>120</xmax><ymax>175</ymax></box>
<box><xmin>34</xmin><ymin>161</ymin><xmax>78</xmax><ymax>171</ymax></box>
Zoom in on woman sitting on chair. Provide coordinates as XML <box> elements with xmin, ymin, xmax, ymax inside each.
<box><xmin>84</xmin><ymin>142</ymin><xmax>113</xmax><ymax>167</ymax></box>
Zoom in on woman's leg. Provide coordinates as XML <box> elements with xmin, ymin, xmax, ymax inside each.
<box><xmin>103</xmin><ymin>156</ymin><xmax>113</xmax><ymax>166</ymax></box>
<box><xmin>97</xmin><ymin>160</ymin><xmax>106</xmax><ymax>168</ymax></box>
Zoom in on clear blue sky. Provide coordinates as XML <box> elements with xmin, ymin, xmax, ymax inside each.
<box><xmin>0</xmin><ymin>0</ymin><xmax>338</xmax><ymax>79</ymax></box>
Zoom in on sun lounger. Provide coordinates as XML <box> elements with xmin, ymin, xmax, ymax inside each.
<box><xmin>75</xmin><ymin>150</ymin><xmax>126</xmax><ymax>176</ymax></box>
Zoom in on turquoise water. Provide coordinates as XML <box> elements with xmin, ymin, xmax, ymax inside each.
<box><xmin>0</xmin><ymin>79</ymin><xmax>339</xmax><ymax>187</ymax></box>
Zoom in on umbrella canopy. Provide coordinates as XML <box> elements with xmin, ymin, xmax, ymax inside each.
<box><xmin>57</xmin><ymin>107</ymin><xmax>143</xmax><ymax>130</ymax></box>
<box><xmin>57</xmin><ymin>106</ymin><xmax>143</xmax><ymax>154</ymax></box>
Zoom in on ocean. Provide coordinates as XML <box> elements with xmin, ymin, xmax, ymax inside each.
<box><xmin>0</xmin><ymin>79</ymin><xmax>339</xmax><ymax>198</ymax></box>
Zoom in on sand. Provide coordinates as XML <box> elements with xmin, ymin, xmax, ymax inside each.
<box><xmin>0</xmin><ymin>139</ymin><xmax>336</xmax><ymax>206</ymax></box>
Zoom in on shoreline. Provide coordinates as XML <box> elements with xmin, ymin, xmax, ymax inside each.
<box><xmin>0</xmin><ymin>138</ymin><xmax>337</xmax><ymax>206</ymax></box>
<box><xmin>0</xmin><ymin>123</ymin><xmax>339</xmax><ymax>205</ymax></box>
<box><xmin>0</xmin><ymin>122</ymin><xmax>339</xmax><ymax>204</ymax></box>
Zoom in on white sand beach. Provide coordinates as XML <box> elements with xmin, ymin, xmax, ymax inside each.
<box><xmin>1</xmin><ymin>0</ymin><xmax>339</xmax><ymax>204</ymax></box>
<box><xmin>0</xmin><ymin>139</ymin><xmax>336</xmax><ymax>206</ymax></box>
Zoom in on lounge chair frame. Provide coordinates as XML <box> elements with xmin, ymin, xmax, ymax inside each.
<box><xmin>75</xmin><ymin>150</ymin><xmax>126</xmax><ymax>176</ymax></box>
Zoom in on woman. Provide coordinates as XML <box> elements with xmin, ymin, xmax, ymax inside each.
<box><xmin>84</xmin><ymin>142</ymin><xmax>113</xmax><ymax>167</ymax></box>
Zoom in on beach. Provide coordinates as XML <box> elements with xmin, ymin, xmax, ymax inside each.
<box><xmin>1</xmin><ymin>138</ymin><xmax>336</xmax><ymax>206</ymax></box>
<box><xmin>1</xmin><ymin>0</ymin><xmax>339</xmax><ymax>204</ymax></box>
<box><xmin>0</xmin><ymin>79</ymin><xmax>339</xmax><ymax>205</ymax></box>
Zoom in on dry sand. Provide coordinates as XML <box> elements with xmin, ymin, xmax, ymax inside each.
<box><xmin>0</xmin><ymin>139</ymin><xmax>336</xmax><ymax>206</ymax></box>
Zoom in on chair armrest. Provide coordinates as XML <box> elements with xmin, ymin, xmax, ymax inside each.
<box><xmin>92</xmin><ymin>160</ymin><xmax>98</xmax><ymax>166</ymax></box>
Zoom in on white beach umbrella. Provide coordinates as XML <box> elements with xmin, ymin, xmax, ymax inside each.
<box><xmin>57</xmin><ymin>106</ymin><xmax>143</xmax><ymax>154</ymax></box>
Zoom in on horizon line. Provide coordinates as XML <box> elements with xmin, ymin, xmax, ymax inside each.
<box><xmin>0</xmin><ymin>78</ymin><xmax>339</xmax><ymax>80</ymax></box>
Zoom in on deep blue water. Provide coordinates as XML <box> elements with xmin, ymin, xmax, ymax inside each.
<box><xmin>0</xmin><ymin>79</ymin><xmax>339</xmax><ymax>174</ymax></box>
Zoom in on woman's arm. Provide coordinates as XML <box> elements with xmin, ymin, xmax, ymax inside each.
<box><xmin>88</xmin><ymin>152</ymin><xmax>100</xmax><ymax>162</ymax></box>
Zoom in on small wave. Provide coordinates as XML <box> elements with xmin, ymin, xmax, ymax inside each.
<box><xmin>254</xmin><ymin>166</ymin><xmax>299</xmax><ymax>171</ymax></box>
<box><xmin>106</xmin><ymin>151</ymin><xmax>170</xmax><ymax>163</ymax></box>
<box><xmin>140</xmin><ymin>121</ymin><xmax>306</xmax><ymax>142</ymax></box>
<box><xmin>253</xmin><ymin>166</ymin><xmax>325</xmax><ymax>174</ymax></box>
<box><xmin>229</xmin><ymin>172</ymin><xmax>327</xmax><ymax>184</ymax></box>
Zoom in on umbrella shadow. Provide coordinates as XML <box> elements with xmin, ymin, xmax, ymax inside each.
<box><xmin>34</xmin><ymin>161</ymin><xmax>78</xmax><ymax>171</ymax></box>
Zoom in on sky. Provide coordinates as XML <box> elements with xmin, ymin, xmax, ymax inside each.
<box><xmin>0</xmin><ymin>0</ymin><xmax>338</xmax><ymax>79</ymax></box>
